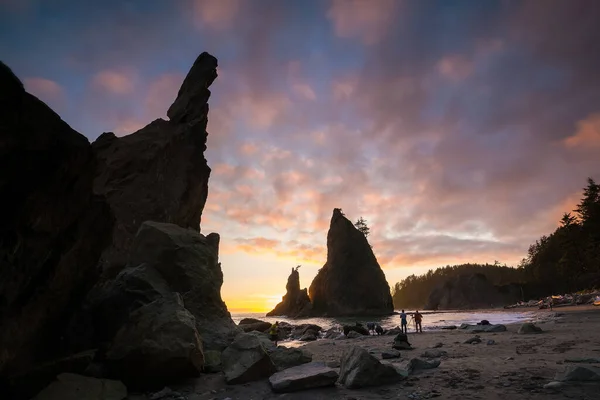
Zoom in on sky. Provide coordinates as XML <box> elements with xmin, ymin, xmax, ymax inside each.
<box><xmin>2</xmin><ymin>0</ymin><xmax>600</xmax><ymax>312</ymax></box>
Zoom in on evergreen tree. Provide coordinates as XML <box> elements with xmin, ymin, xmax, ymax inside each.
<box><xmin>354</xmin><ymin>217</ymin><xmax>370</xmax><ymax>237</ymax></box>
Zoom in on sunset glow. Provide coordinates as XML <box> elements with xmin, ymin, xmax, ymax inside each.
<box><xmin>3</xmin><ymin>1</ymin><xmax>599</xmax><ymax>313</ymax></box>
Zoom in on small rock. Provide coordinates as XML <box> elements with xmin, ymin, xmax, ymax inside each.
<box><xmin>464</xmin><ymin>336</ymin><xmax>481</xmax><ymax>344</ymax></box>
<box><xmin>543</xmin><ymin>381</ymin><xmax>564</xmax><ymax>389</ymax></box>
<box><xmin>346</xmin><ymin>331</ymin><xmax>363</xmax><ymax>339</ymax></box>
<box><xmin>421</xmin><ymin>349</ymin><xmax>447</xmax><ymax>358</ymax></box>
<box><xmin>487</xmin><ymin>340</ymin><xmax>496</xmax><ymax>345</ymax></box>
<box><xmin>505</xmin><ymin>357</ymin><xmax>514</xmax><ymax>361</ymax></box>
<box><xmin>517</xmin><ymin>323</ymin><xmax>543</xmax><ymax>334</ymax></box>
<box><xmin>408</xmin><ymin>358</ymin><xmax>440</xmax><ymax>374</ymax></box>
<box><xmin>269</xmin><ymin>362</ymin><xmax>338</xmax><ymax>393</ymax></box>
<box><xmin>433</xmin><ymin>343</ymin><xmax>443</xmax><ymax>348</ymax></box>
<box><xmin>326</xmin><ymin>360</ymin><xmax>341</xmax><ymax>368</ymax></box>
<box><xmin>382</xmin><ymin>350</ymin><xmax>401</xmax><ymax>359</ymax></box>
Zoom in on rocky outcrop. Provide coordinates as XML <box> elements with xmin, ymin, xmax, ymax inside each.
<box><xmin>83</xmin><ymin>222</ymin><xmax>237</xmax><ymax>354</ymax></box>
<box><xmin>0</xmin><ymin>61</ymin><xmax>114</xmax><ymax>377</ymax></box>
<box><xmin>309</xmin><ymin>209</ymin><xmax>394</xmax><ymax>316</ymax></box>
<box><xmin>425</xmin><ymin>273</ymin><xmax>521</xmax><ymax>310</ymax></box>
<box><xmin>93</xmin><ymin>52</ymin><xmax>217</xmax><ymax>277</ymax></box>
<box><xmin>267</xmin><ymin>267</ymin><xmax>312</xmax><ymax>317</ymax></box>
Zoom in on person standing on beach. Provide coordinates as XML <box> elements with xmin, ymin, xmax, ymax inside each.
<box><xmin>269</xmin><ymin>321</ymin><xmax>280</xmax><ymax>346</ymax></box>
<box><xmin>414</xmin><ymin>310</ymin><xmax>423</xmax><ymax>333</ymax></box>
<box><xmin>400</xmin><ymin>309</ymin><xmax>408</xmax><ymax>333</ymax></box>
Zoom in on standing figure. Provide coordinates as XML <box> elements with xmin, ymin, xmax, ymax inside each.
<box><xmin>400</xmin><ymin>309</ymin><xmax>408</xmax><ymax>334</ymax></box>
<box><xmin>414</xmin><ymin>310</ymin><xmax>423</xmax><ymax>333</ymax></box>
<box><xmin>269</xmin><ymin>321</ymin><xmax>280</xmax><ymax>346</ymax></box>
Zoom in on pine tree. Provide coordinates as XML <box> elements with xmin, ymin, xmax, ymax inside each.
<box><xmin>354</xmin><ymin>217</ymin><xmax>370</xmax><ymax>237</ymax></box>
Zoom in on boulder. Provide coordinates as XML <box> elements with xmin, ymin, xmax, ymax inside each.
<box><xmin>425</xmin><ymin>273</ymin><xmax>521</xmax><ymax>310</ymax></box>
<box><xmin>324</xmin><ymin>328</ymin><xmax>341</xmax><ymax>339</ymax></box>
<box><xmin>464</xmin><ymin>336</ymin><xmax>482</xmax><ymax>344</ymax></box>
<box><xmin>105</xmin><ymin>295</ymin><xmax>204</xmax><ymax>389</ymax></box>
<box><xmin>203</xmin><ymin>350</ymin><xmax>222</xmax><ymax>373</ymax></box>
<box><xmin>85</xmin><ymin>222</ymin><xmax>236</xmax><ymax>352</ymax></box>
<box><xmin>291</xmin><ymin>324</ymin><xmax>322</xmax><ymax>339</ymax></box>
<box><xmin>244</xmin><ymin>331</ymin><xmax>276</xmax><ymax>351</ymax></box>
<box><xmin>269</xmin><ymin>347</ymin><xmax>312</xmax><ymax>371</ymax></box>
<box><xmin>347</xmin><ymin>331</ymin><xmax>363</xmax><ymax>339</ymax></box>
<box><xmin>555</xmin><ymin>365</ymin><xmax>600</xmax><ymax>382</ymax></box>
<box><xmin>386</xmin><ymin>327</ymin><xmax>403</xmax><ymax>335</ymax></box>
<box><xmin>239</xmin><ymin>318</ymin><xmax>267</xmax><ymax>325</ymax></box>
<box><xmin>299</xmin><ymin>331</ymin><xmax>318</xmax><ymax>342</ymax></box>
<box><xmin>407</xmin><ymin>358</ymin><xmax>441</xmax><ymax>374</ymax></box>
<box><xmin>267</xmin><ymin>267</ymin><xmax>312</xmax><ymax>318</ymax></box>
<box><xmin>338</xmin><ymin>347</ymin><xmax>404</xmax><ymax>388</ymax></box>
<box><xmin>518</xmin><ymin>323</ymin><xmax>543</xmax><ymax>334</ymax></box>
<box><xmin>239</xmin><ymin>322</ymin><xmax>271</xmax><ymax>333</ymax></box>
<box><xmin>392</xmin><ymin>333</ymin><xmax>413</xmax><ymax>350</ymax></box>
<box><xmin>309</xmin><ymin>209</ymin><xmax>394</xmax><ymax>316</ymax></box>
<box><xmin>269</xmin><ymin>362</ymin><xmax>338</xmax><ymax>393</ymax></box>
<box><xmin>0</xmin><ymin>62</ymin><xmax>114</xmax><ymax>376</ymax></box>
<box><xmin>32</xmin><ymin>373</ymin><xmax>126</xmax><ymax>400</ymax></box>
<box><xmin>459</xmin><ymin>324</ymin><xmax>506</xmax><ymax>333</ymax></box>
<box><xmin>221</xmin><ymin>333</ymin><xmax>276</xmax><ymax>384</ymax></box>
<box><xmin>343</xmin><ymin>324</ymin><xmax>369</xmax><ymax>336</ymax></box>
<box><xmin>421</xmin><ymin>349</ymin><xmax>447</xmax><ymax>358</ymax></box>
<box><xmin>93</xmin><ymin>52</ymin><xmax>218</xmax><ymax>276</ymax></box>
<box><xmin>382</xmin><ymin>350</ymin><xmax>401</xmax><ymax>359</ymax></box>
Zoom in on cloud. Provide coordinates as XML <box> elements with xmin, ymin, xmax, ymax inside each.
<box><xmin>193</xmin><ymin>0</ymin><xmax>240</xmax><ymax>30</ymax></box>
<box><xmin>564</xmin><ymin>113</ymin><xmax>600</xmax><ymax>149</ymax></box>
<box><xmin>292</xmin><ymin>83</ymin><xmax>317</xmax><ymax>101</ymax></box>
<box><xmin>24</xmin><ymin>78</ymin><xmax>65</xmax><ymax>110</ymax></box>
<box><xmin>327</xmin><ymin>0</ymin><xmax>401</xmax><ymax>45</ymax></box>
<box><xmin>91</xmin><ymin>68</ymin><xmax>138</xmax><ymax>95</ymax></box>
<box><xmin>437</xmin><ymin>55</ymin><xmax>473</xmax><ymax>81</ymax></box>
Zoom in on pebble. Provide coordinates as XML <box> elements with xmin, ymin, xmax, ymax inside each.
<box><xmin>543</xmin><ymin>381</ymin><xmax>564</xmax><ymax>389</ymax></box>
<box><xmin>505</xmin><ymin>357</ymin><xmax>514</xmax><ymax>361</ymax></box>
<box><xmin>487</xmin><ymin>340</ymin><xmax>495</xmax><ymax>345</ymax></box>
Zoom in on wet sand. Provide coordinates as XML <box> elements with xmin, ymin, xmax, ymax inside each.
<box><xmin>149</xmin><ymin>306</ymin><xmax>600</xmax><ymax>400</ymax></box>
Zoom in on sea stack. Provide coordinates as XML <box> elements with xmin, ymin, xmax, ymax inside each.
<box><xmin>309</xmin><ymin>208</ymin><xmax>394</xmax><ymax>316</ymax></box>
<box><xmin>267</xmin><ymin>266</ymin><xmax>312</xmax><ymax>318</ymax></box>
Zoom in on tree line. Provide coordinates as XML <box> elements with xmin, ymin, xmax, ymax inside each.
<box><xmin>392</xmin><ymin>177</ymin><xmax>600</xmax><ymax>309</ymax></box>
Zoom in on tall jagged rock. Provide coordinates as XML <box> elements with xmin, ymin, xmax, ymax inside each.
<box><xmin>309</xmin><ymin>209</ymin><xmax>394</xmax><ymax>316</ymax></box>
<box><xmin>267</xmin><ymin>267</ymin><xmax>312</xmax><ymax>318</ymax></box>
<box><xmin>0</xmin><ymin>62</ymin><xmax>114</xmax><ymax>376</ymax></box>
<box><xmin>93</xmin><ymin>52</ymin><xmax>217</xmax><ymax>277</ymax></box>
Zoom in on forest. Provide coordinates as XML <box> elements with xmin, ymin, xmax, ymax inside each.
<box><xmin>392</xmin><ymin>178</ymin><xmax>600</xmax><ymax>309</ymax></box>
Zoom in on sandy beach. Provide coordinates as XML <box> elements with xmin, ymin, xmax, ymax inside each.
<box><xmin>154</xmin><ymin>306</ymin><xmax>600</xmax><ymax>400</ymax></box>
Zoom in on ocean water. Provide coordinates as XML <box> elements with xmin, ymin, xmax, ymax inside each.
<box><xmin>231</xmin><ymin>309</ymin><xmax>538</xmax><ymax>333</ymax></box>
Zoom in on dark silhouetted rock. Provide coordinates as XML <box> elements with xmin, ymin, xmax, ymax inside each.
<box><xmin>338</xmin><ymin>347</ymin><xmax>403</xmax><ymax>388</ymax></box>
<box><xmin>393</xmin><ymin>333</ymin><xmax>413</xmax><ymax>350</ymax></box>
<box><xmin>555</xmin><ymin>365</ymin><xmax>600</xmax><ymax>382</ymax></box>
<box><xmin>269</xmin><ymin>362</ymin><xmax>338</xmax><ymax>393</ymax></box>
<box><xmin>460</xmin><ymin>324</ymin><xmax>507</xmax><ymax>333</ymax></box>
<box><xmin>32</xmin><ymin>373</ymin><xmax>126</xmax><ymax>400</ymax></box>
<box><xmin>85</xmin><ymin>221</ymin><xmax>237</xmax><ymax>353</ymax></box>
<box><xmin>239</xmin><ymin>320</ymin><xmax>271</xmax><ymax>333</ymax></box>
<box><xmin>0</xmin><ymin>61</ymin><xmax>114</xmax><ymax>377</ymax></box>
<box><xmin>267</xmin><ymin>267</ymin><xmax>312</xmax><ymax>317</ymax></box>
<box><xmin>309</xmin><ymin>209</ymin><xmax>394</xmax><ymax>316</ymax></box>
<box><xmin>93</xmin><ymin>52</ymin><xmax>218</xmax><ymax>276</ymax></box>
<box><xmin>343</xmin><ymin>324</ymin><xmax>369</xmax><ymax>336</ymax></box>
<box><xmin>105</xmin><ymin>294</ymin><xmax>204</xmax><ymax>389</ymax></box>
<box><xmin>518</xmin><ymin>323</ymin><xmax>543</xmax><ymax>334</ymax></box>
<box><xmin>221</xmin><ymin>333</ymin><xmax>276</xmax><ymax>384</ymax></box>
<box><xmin>425</xmin><ymin>273</ymin><xmax>521</xmax><ymax>310</ymax></box>
<box><xmin>291</xmin><ymin>324</ymin><xmax>322</xmax><ymax>339</ymax></box>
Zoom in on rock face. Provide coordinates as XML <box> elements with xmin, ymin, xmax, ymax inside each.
<box><xmin>93</xmin><ymin>52</ymin><xmax>217</xmax><ymax>276</ymax></box>
<box><xmin>84</xmin><ymin>222</ymin><xmax>236</xmax><ymax>353</ymax></box>
<box><xmin>309</xmin><ymin>209</ymin><xmax>394</xmax><ymax>316</ymax></box>
<box><xmin>269</xmin><ymin>362</ymin><xmax>338</xmax><ymax>393</ymax></box>
<box><xmin>269</xmin><ymin>348</ymin><xmax>312</xmax><ymax>371</ymax></box>
<box><xmin>425</xmin><ymin>273</ymin><xmax>521</xmax><ymax>310</ymax></box>
<box><xmin>267</xmin><ymin>267</ymin><xmax>312</xmax><ymax>317</ymax></box>
<box><xmin>0</xmin><ymin>61</ymin><xmax>114</xmax><ymax>376</ymax></box>
<box><xmin>338</xmin><ymin>347</ymin><xmax>403</xmax><ymax>389</ymax></box>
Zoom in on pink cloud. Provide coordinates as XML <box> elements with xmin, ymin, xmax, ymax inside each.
<box><xmin>292</xmin><ymin>83</ymin><xmax>317</xmax><ymax>101</ymax></box>
<box><xmin>91</xmin><ymin>68</ymin><xmax>138</xmax><ymax>95</ymax></box>
<box><xmin>437</xmin><ymin>55</ymin><xmax>473</xmax><ymax>81</ymax></box>
<box><xmin>327</xmin><ymin>0</ymin><xmax>400</xmax><ymax>45</ymax></box>
<box><xmin>193</xmin><ymin>0</ymin><xmax>240</xmax><ymax>30</ymax></box>
<box><xmin>24</xmin><ymin>77</ymin><xmax>65</xmax><ymax>110</ymax></box>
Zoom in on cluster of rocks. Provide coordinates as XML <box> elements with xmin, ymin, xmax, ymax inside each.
<box><xmin>268</xmin><ymin>208</ymin><xmax>395</xmax><ymax>318</ymax></box>
<box><xmin>504</xmin><ymin>291</ymin><xmax>600</xmax><ymax>309</ymax></box>
<box><xmin>0</xmin><ymin>52</ymin><xmax>240</xmax><ymax>399</ymax></box>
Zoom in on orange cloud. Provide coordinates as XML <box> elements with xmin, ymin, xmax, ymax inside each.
<box><xmin>437</xmin><ymin>55</ymin><xmax>473</xmax><ymax>81</ymax></box>
<box><xmin>563</xmin><ymin>113</ymin><xmax>600</xmax><ymax>148</ymax></box>
<box><xmin>193</xmin><ymin>0</ymin><xmax>240</xmax><ymax>30</ymax></box>
<box><xmin>24</xmin><ymin>77</ymin><xmax>65</xmax><ymax>108</ymax></box>
<box><xmin>92</xmin><ymin>69</ymin><xmax>137</xmax><ymax>95</ymax></box>
<box><xmin>327</xmin><ymin>0</ymin><xmax>400</xmax><ymax>45</ymax></box>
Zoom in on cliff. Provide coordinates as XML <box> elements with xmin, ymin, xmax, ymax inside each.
<box><xmin>308</xmin><ymin>209</ymin><xmax>394</xmax><ymax>316</ymax></box>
